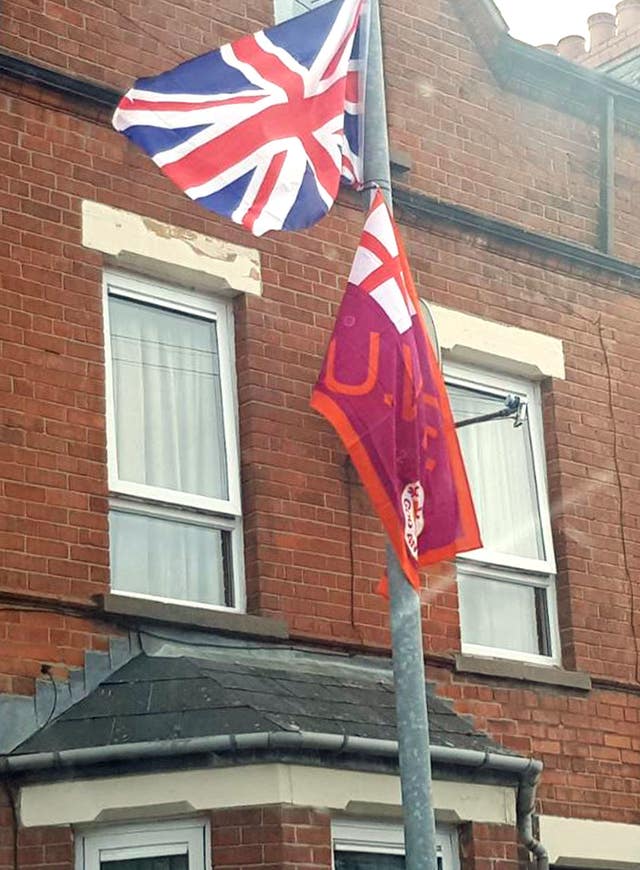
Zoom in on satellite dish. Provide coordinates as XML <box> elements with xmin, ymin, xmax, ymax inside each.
<box><xmin>419</xmin><ymin>298</ymin><xmax>442</xmax><ymax>369</ymax></box>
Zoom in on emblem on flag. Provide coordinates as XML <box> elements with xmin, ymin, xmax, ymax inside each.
<box><xmin>112</xmin><ymin>0</ymin><xmax>363</xmax><ymax>236</ymax></box>
<box><xmin>311</xmin><ymin>191</ymin><xmax>481</xmax><ymax>590</ymax></box>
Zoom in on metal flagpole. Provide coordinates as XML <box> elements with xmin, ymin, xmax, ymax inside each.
<box><xmin>362</xmin><ymin>1</ymin><xmax>439</xmax><ymax>868</ymax></box>
<box><xmin>387</xmin><ymin>544</ymin><xmax>439</xmax><ymax>870</ymax></box>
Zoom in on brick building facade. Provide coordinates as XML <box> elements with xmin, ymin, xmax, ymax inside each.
<box><xmin>1</xmin><ymin>0</ymin><xmax>640</xmax><ymax>866</ymax></box>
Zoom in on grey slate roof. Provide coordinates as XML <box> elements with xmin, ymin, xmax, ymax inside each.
<box><xmin>12</xmin><ymin>648</ymin><xmax>509</xmax><ymax>760</ymax></box>
<box><xmin>602</xmin><ymin>51</ymin><xmax>640</xmax><ymax>88</ymax></box>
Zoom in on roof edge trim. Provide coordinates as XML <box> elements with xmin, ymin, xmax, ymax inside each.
<box><xmin>0</xmin><ymin>49</ymin><xmax>118</xmax><ymax>107</ymax></box>
<box><xmin>2</xmin><ymin>730</ymin><xmax>541</xmax><ymax>783</ymax></box>
<box><xmin>394</xmin><ymin>187</ymin><xmax>640</xmax><ymax>284</ymax></box>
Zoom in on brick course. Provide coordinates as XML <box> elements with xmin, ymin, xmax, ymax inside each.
<box><xmin>0</xmin><ymin>789</ymin><xmax>73</xmax><ymax>870</ymax></box>
<box><xmin>459</xmin><ymin>823</ymin><xmax>521</xmax><ymax>870</ymax></box>
<box><xmin>211</xmin><ymin>807</ymin><xmax>332</xmax><ymax>870</ymax></box>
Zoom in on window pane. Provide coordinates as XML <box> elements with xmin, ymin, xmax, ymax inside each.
<box><xmin>335</xmin><ymin>855</ymin><xmax>405</xmax><ymax>870</ymax></box>
<box><xmin>458</xmin><ymin>571</ymin><xmax>548</xmax><ymax>655</ymax></box>
<box><xmin>103</xmin><ymin>857</ymin><xmax>187</xmax><ymax>870</ymax></box>
<box><xmin>110</xmin><ymin>510</ymin><xmax>231</xmax><ymax>607</ymax></box>
<box><xmin>109</xmin><ymin>296</ymin><xmax>228</xmax><ymax>501</ymax></box>
<box><xmin>448</xmin><ymin>383</ymin><xmax>544</xmax><ymax>561</ymax></box>
<box><xmin>335</xmin><ymin>854</ymin><xmax>444</xmax><ymax>870</ymax></box>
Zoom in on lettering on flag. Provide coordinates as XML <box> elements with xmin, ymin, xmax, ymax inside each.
<box><xmin>311</xmin><ymin>191</ymin><xmax>482</xmax><ymax>590</ymax></box>
<box><xmin>112</xmin><ymin>0</ymin><xmax>364</xmax><ymax>235</ymax></box>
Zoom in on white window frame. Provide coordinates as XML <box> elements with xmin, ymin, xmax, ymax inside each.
<box><xmin>103</xmin><ymin>270</ymin><xmax>244</xmax><ymax>612</ymax></box>
<box><xmin>332</xmin><ymin>819</ymin><xmax>460</xmax><ymax>870</ymax></box>
<box><xmin>76</xmin><ymin>819</ymin><xmax>210</xmax><ymax>870</ymax></box>
<box><xmin>446</xmin><ymin>361</ymin><xmax>560</xmax><ymax>665</ymax></box>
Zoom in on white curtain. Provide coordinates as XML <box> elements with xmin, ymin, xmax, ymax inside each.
<box><xmin>109</xmin><ymin>296</ymin><xmax>228</xmax><ymax>500</ymax></box>
<box><xmin>448</xmin><ymin>384</ymin><xmax>544</xmax><ymax>561</ymax></box>
<box><xmin>458</xmin><ymin>571</ymin><xmax>539</xmax><ymax>654</ymax></box>
<box><xmin>108</xmin><ymin>295</ymin><xmax>229</xmax><ymax>605</ymax></box>
<box><xmin>109</xmin><ymin>510</ymin><xmax>227</xmax><ymax>606</ymax></box>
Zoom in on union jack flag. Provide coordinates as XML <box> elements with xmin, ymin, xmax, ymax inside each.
<box><xmin>112</xmin><ymin>0</ymin><xmax>364</xmax><ymax>236</ymax></box>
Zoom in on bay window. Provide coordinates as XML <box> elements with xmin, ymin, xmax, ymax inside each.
<box><xmin>77</xmin><ymin>820</ymin><xmax>209</xmax><ymax>870</ymax></box>
<box><xmin>332</xmin><ymin>820</ymin><xmax>459</xmax><ymax>870</ymax></box>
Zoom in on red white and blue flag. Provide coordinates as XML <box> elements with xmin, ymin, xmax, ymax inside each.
<box><xmin>112</xmin><ymin>0</ymin><xmax>364</xmax><ymax>236</ymax></box>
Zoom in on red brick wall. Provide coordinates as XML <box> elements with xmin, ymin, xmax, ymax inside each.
<box><xmin>581</xmin><ymin>28</ymin><xmax>640</xmax><ymax>69</ymax></box>
<box><xmin>211</xmin><ymin>807</ymin><xmax>331</xmax><ymax>870</ymax></box>
<box><xmin>0</xmin><ymin>790</ymin><xmax>73</xmax><ymax>870</ymax></box>
<box><xmin>2</xmin><ymin>0</ymin><xmax>640</xmax><ymax>838</ymax></box>
<box><xmin>2</xmin><ymin>0</ymin><xmax>638</xmax><ymax>260</ymax></box>
<box><xmin>615</xmin><ymin>131</ymin><xmax>640</xmax><ymax>267</ymax></box>
<box><xmin>2</xmin><ymin>1</ymin><xmax>640</xmax><ymax>655</ymax></box>
<box><xmin>459</xmin><ymin>823</ymin><xmax>521</xmax><ymax>870</ymax></box>
<box><xmin>0</xmin><ymin>798</ymin><xmax>13</xmax><ymax>870</ymax></box>
<box><xmin>386</xmin><ymin>1</ymin><xmax>602</xmax><ymax>249</ymax></box>
<box><xmin>0</xmin><ymin>609</ymin><xmax>116</xmax><ymax>687</ymax></box>
<box><xmin>0</xmin><ymin>0</ymin><xmax>272</xmax><ymax>91</ymax></box>
<box><xmin>401</xmin><ymin>219</ymin><xmax>640</xmax><ymax>685</ymax></box>
<box><xmin>0</xmin><ymin>802</ymin><xmax>538</xmax><ymax>870</ymax></box>
<box><xmin>431</xmin><ymin>660</ymin><xmax>640</xmax><ymax>823</ymax></box>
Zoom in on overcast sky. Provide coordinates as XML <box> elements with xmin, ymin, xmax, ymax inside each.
<box><xmin>494</xmin><ymin>0</ymin><xmax>618</xmax><ymax>46</ymax></box>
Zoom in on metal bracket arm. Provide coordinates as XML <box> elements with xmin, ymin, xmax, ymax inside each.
<box><xmin>455</xmin><ymin>394</ymin><xmax>527</xmax><ymax>429</ymax></box>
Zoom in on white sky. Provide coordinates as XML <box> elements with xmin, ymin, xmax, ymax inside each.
<box><xmin>494</xmin><ymin>0</ymin><xmax>618</xmax><ymax>46</ymax></box>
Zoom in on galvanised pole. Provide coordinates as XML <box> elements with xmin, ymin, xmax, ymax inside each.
<box><xmin>363</xmin><ymin>0</ymin><xmax>438</xmax><ymax>866</ymax></box>
<box><xmin>386</xmin><ymin>543</ymin><xmax>439</xmax><ymax>870</ymax></box>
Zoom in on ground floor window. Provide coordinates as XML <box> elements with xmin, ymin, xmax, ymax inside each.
<box><xmin>76</xmin><ymin>820</ymin><xmax>209</xmax><ymax>870</ymax></box>
<box><xmin>332</xmin><ymin>819</ymin><xmax>459</xmax><ymax>870</ymax></box>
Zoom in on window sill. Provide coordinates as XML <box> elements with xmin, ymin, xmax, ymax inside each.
<box><xmin>455</xmin><ymin>653</ymin><xmax>591</xmax><ymax>691</ymax></box>
<box><xmin>97</xmin><ymin>593</ymin><xmax>290</xmax><ymax>640</ymax></box>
